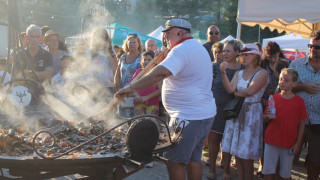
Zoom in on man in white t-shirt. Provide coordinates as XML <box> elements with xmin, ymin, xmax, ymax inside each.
<box><xmin>116</xmin><ymin>19</ymin><xmax>216</xmax><ymax>180</ymax></box>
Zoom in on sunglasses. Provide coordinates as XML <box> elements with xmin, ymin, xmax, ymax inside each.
<box><xmin>209</xmin><ymin>31</ymin><xmax>219</xmax><ymax>35</ymax></box>
<box><xmin>241</xmin><ymin>47</ymin><xmax>256</xmax><ymax>52</ymax></box>
<box><xmin>308</xmin><ymin>44</ymin><xmax>320</xmax><ymax>50</ymax></box>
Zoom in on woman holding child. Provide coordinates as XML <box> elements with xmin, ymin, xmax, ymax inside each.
<box><xmin>220</xmin><ymin>44</ymin><xmax>268</xmax><ymax>180</ymax></box>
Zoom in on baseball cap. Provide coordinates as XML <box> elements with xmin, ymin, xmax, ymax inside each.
<box><xmin>162</xmin><ymin>19</ymin><xmax>191</xmax><ymax>32</ymax></box>
<box><xmin>240</xmin><ymin>44</ymin><xmax>262</xmax><ymax>56</ymax></box>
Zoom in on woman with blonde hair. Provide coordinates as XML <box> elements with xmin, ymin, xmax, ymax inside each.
<box><xmin>207</xmin><ymin>40</ymin><xmax>245</xmax><ymax>179</ymax></box>
<box><xmin>220</xmin><ymin>44</ymin><xmax>268</xmax><ymax>180</ymax></box>
<box><xmin>114</xmin><ymin>33</ymin><xmax>143</xmax><ymax>117</ymax></box>
<box><xmin>87</xmin><ymin>28</ymin><xmax>117</xmax><ymax>96</ymax></box>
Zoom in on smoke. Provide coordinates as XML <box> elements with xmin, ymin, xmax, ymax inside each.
<box><xmin>0</xmin><ymin>0</ymin><xmax>127</xmax><ymax>135</ymax></box>
<box><xmin>79</xmin><ymin>1</ymin><xmax>114</xmax><ymax>36</ymax></box>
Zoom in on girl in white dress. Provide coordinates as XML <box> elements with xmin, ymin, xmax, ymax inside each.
<box><xmin>220</xmin><ymin>44</ymin><xmax>268</xmax><ymax>180</ymax></box>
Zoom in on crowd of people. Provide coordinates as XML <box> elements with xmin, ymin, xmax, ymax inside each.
<box><xmin>0</xmin><ymin>18</ymin><xmax>319</xmax><ymax>180</ymax></box>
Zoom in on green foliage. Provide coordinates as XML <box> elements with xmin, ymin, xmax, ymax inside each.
<box><xmin>15</xmin><ymin>0</ymin><xmax>284</xmax><ymax>44</ymax></box>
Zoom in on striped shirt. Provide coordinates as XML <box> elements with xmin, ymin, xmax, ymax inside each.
<box><xmin>289</xmin><ymin>56</ymin><xmax>320</xmax><ymax>125</ymax></box>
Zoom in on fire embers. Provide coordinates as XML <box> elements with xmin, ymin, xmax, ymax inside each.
<box><xmin>1</xmin><ymin>118</ymin><xmax>127</xmax><ymax>158</ymax></box>
<box><xmin>0</xmin><ymin>129</ymin><xmax>33</xmax><ymax>156</ymax></box>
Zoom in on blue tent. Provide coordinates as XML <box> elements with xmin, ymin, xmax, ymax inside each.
<box><xmin>105</xmin><ymin>23</ymin><xmax>162</xmax><ymax>47</ymax></box>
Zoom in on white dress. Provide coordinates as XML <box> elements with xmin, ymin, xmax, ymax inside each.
<box><xmin>222</xmin><ymin>70</ymin><xmax>267</xmax><ymax>160</ymax></box>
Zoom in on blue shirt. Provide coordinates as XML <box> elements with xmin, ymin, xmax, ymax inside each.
<box><xmin>289</xmin><ymin>56</ymin><xmax>320</xmax><ymax>125</ymax></box>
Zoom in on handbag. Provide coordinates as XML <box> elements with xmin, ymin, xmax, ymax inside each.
<box><xmin>223</xmin><ymin>97</ymin><xmax>245</xmax><ymax>120</ymax></box>
<box><xmin>223</xmin><ymin>69</ymin><xmax>262</xmax><ymax>120</ymax></box>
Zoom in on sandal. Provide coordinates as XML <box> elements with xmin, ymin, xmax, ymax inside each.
<box><xmin>205</xmin><ymin>159</ymin><xmax>210</xmax><ymax>166</ymax></box>
<box><xmin>206</xmin><ymin>171</ymin><xmax>216</xmax><ymax>180</ymax></box>
<box><xmin>223</xmin><ymin>173</ymin><xmax>231</xmax><ymax>180</ymax></box>
<box><xmin>220</xmin><ymin>160</ymin><xmax>224</xmax><ymax>169</ymax></box>
<box><xmin>256</xmin><ymin>171</ymin><xmax>263</xmax><ymax>179</ymax></box>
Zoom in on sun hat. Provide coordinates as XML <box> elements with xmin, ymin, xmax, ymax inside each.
<box><xmin>240</xmin><ymin>43</ymin><xmax>262</xmax><ymax>56</ymax></box>
<box><xmin>43</xmin><ymin>30</ymin><xmax>60</xmax><ymax>44</ymax></box>
<box><xmin>162</xmin><ymin>19</ymin><xmax>191</xmax><ymax>32</ymax></box>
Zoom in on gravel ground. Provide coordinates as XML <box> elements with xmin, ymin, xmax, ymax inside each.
<box><xmin>125</xmin><ymin>146</ymin><xmax>309</xmax><ymax>180</ymax></box>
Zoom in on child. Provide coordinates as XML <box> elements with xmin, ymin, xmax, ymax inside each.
<box><xmin>262</xmin><ymin>68</ymin><xmax>307</xmax><ymax>180</ymax></box>
<box><xmin>131</xmin><ymin>51</ymin><xmax>161</xmax><ymax>168</ymax></box>
<box><xmin>211</xmin><ymin>42</ymin><xmax>224</xmax><ymax>64</ymax></box>
<box><xmin>274</xmin><ymin>60</ymin><xmax>289</xmax><ymax>94</ymax></box>
<box><xmin>131</xmin><ymin>51</ymin><xmax>161</xmax><ymax>116</ymax></box>
<box><xmin>51</xmin><ymin>55</ymin><xmax>74</xmax><ymax>98</ymax></box>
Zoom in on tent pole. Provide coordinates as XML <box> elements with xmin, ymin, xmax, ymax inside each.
<box><xmin>236</xmin><ymin>22</ymin><xmax>241</xmax><ymax>40</ymax></box>
<box><xmin>258</xmin><ymin>25</ymin><xmax>261</xmax><ymax>43</ymax></box>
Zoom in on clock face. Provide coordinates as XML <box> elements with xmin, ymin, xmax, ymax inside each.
<box><xmin>9</xmin><ymin>86</ymin><xmax>32</xmax><ymax>108</ymax></box>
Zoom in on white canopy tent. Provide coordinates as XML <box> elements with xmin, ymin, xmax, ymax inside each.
<box><xmin>219</xmin><ymin>35</ymin><xmax>235</xmax><ymax>43</ymax></box>
<box><xmin>262</xmin><ymin>33</ymin><xmax>310</xmax><ymax>52</ymax></box>
<box><xmin>147</xmin><ymin>26</ymin><xmax>164</xmax><ymax>40</ymax></box>
<box><xmin>237</xmin><ymin>0</ymin><xmax>320</xmax><ymax>39</ymax></box>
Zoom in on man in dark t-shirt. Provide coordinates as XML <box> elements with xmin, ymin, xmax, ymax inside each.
<box><xmin>203</xmin><ymin>25</ymin><xmax>220</xmax><ymax>62</ymax></box>
<box><xmin>16</xmin><ymin>24</ymin><xmax>53</xmax><ymax>82</ymax></box>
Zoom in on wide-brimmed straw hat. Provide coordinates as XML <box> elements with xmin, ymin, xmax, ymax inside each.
<box><xmin>43</xmin><ymin>30</ymin><xmax>60</xmax><ymax>44</ymax></box>
<box><xmin>240</xmin><ymin>44</ymin><xmax>262</xmax><ymax>56</ymax></box>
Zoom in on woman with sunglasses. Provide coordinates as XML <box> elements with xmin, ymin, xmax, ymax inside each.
<box><xmin>207</xmin><ymin>40</ymin><xmax>245</xmax><ymax>180</ymax></box>
<box><xmin>220</xmin><ymin>44</ymin><xmax>268</xmax><ymax>180</ymax></box>
<box><xmin>114</xmin><ymin>33</ymin><xmax>143</xmax><ymax>118</ymax></box>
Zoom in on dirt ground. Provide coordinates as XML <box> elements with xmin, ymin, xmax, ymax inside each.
<box><xmin>125</xmin><ymin>146</ymin><xmax>309</xmax><ymax>180</ymax></box>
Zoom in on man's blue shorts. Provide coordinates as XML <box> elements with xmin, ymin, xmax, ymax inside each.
<box><xmin>164</xmin><ymin>116</ymin><xmax>214</xmax><ymax>164</ymax></box>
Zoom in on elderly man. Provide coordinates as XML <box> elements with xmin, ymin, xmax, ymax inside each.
<box><xmin>17</xmin><ymin>24</ymin><xmax>53</xmax><ymax>82</ymax></box>
<box><xmin>116</xmin><ymin>19</ymin><xmax>216</xmax><ymax>180</ymax></box>
<box><xmin>203</xmin><ymin>25</ymin><xmax>220</xmax><ymax>62</ymax></box>
<box><xmin>145</xmin><ymin>38</ymin><xmax>158</xmax><ymax>53</ymax></box>
<box><xmin>289</xmin><ymin>30</ymin><xmax>320</xmax><ymax>180</ymax></box>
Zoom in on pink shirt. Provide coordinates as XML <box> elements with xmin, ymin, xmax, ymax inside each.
<box><xmin>131</xmin><ymin>68</ymin><xmax>159</xmax><ymax>106</ymax></box>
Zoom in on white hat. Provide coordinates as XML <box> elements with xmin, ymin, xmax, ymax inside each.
<box><xmin>162</xmin><ymin>19</ymin><xmax>191</xmax><ymax>32</ymax></box>
<box><xmin>240</xmin><ymin>44</ymin><xmax>262</xmax><ymax>56</ymax></box>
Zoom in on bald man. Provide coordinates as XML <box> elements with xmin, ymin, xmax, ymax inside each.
<box><xmin>203</xmin><ymin>25</ymin><xmax>220</xmax><ymax>62</ymax></box>
<box><xmin>145</xmin><ymin>39</ymin><xmax>158</xmax><ymax>53</ymax></box>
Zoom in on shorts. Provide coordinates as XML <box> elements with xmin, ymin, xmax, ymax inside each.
<box><xmin>307</xmin><ymin>126</ymin><xmax>320</xmax><ymax>168</ymax></box>
<box><xmin>262</xmin><ymin>143</ymin><xmax>294</xmax><ymax>178</ymax></box>
<box><xmin>164</xmin><ymin>116</ymin><xmax>214</xmax><ymax>164</ymax></box>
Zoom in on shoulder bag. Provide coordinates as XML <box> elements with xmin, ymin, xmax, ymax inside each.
<box><xmin>223</xmin><ymin>69</ymin><xmax>262</xmax><ymax>120</ymax></box>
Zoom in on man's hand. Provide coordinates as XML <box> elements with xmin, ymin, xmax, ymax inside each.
<box><xmin>115</xmin><ymin>85</ymin><xmax>135</xmax><ymax>98</ymax></box>
<box><xmin>303</xmin><ymin>83</ymin><xmax>320</xmax><ymax>94</ymax></box>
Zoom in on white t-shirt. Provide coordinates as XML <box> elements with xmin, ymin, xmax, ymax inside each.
<box><xmin>160</xmin><ymin>38</ymin><xmax>216</xmax><ymax>120</ymax></box>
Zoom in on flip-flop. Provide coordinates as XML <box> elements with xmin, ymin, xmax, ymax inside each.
<box><xmin>206</xmin><ymin>172</ymin><xmax>216</xmax><ymax>180</ymax></box>
<box><xmin>256</xmin><ymin>171</ymin><xmax>263</xmax><ymax>179</ymax></box>
<box><xmin>205</xmin><ymin>159</ymin><xmax>210</xmax><ymax>166</ymax></box>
